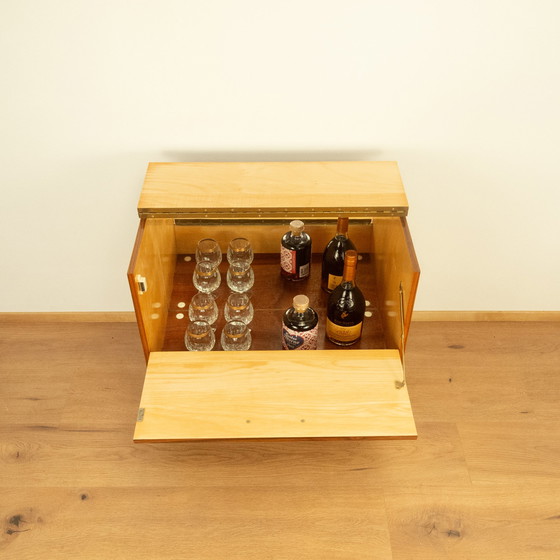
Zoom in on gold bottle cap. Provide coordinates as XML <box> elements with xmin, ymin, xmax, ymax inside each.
<box><xmin>345</xmin><ymin>250</ymin><xmax>358</xmax><ymax>266</ymax></box>
<box><xmin>293</xmin><ymin>294</ymin><xmax>310</xmax><ymax>313</ymax></box>
<box><xmin>342</xmin><ymin>250</ymin><xmax>358</xmax><ymax>283</ymax></box>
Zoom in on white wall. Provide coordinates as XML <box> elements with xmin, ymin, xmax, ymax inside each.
<box><xmin>1</xmin><ymin>0</ymin><xmax>559</xmax><ymax>312</ymax></box>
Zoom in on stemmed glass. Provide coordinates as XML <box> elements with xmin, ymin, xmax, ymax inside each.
<box><xmin>196</xmin><ymin>238</ymin><xmax>222</xmax><ymax>268</ymax></box>
<box><xmin>224</xmin><ymin>292</ymin><xmax>253</xmax><ymax>324</ymax></box>
<box><xmin>221</xmin><ymin>320</ymin><xmax>252</xmax><ymax>351</ymax></box>
<box><xmin>193</xmin><ymin>261</ymin><xmax>221</xmax><ymax>293</ymax></box>
<box><xmin>226</xmin><ymin>262</ymin><xmax>254</xmax><ymax>293</ymax></box>
<box><xmin>227</xmin><ymin>238</ymin><xmax>253</xmax><ymax>266</ymax></box>
<box><xmin>184</xmin><ymin>320</ymin><xmax>216</xmax><ymax>351</ymax></box>
<box><xmin>188</xmin><ymin>292</ymin><xmax>219</xmax><ymax>325</ymax></box>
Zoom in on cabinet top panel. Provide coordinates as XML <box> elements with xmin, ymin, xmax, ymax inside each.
<box><xmin>137</xmin><ymin>161</ymin><xmax>409</xmax><ymax>218</ymax></box>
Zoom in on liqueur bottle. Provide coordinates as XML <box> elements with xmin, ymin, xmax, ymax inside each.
<box><xmin>280</xmin><ymin>220</ymin><xmax>312</xmax><ymax>281</ymax></box>
<box><xmin>282</xmin><ymin>295</ymin><xmax>319</xmax><ymax>350</ymax></box>
<box><xmin>321</xmin><ymin>217</ymin><xmax>356</xmax><ymax>293</ymax></box>
<box><xmin>326</xmin><ymin>250</ymin><xmax>365</xmax><ymax>346</ymax></box>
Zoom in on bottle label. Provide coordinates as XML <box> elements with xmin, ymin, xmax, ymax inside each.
<box><xmin>282</xmin><ymin>325</ymin><xmax>318</xmax><ymax>350</ymax></box>
<box><xmin>326</xmin><ymin>319</ymin><xmax>363</xmax><ymax>343</ymax></box>
<box><xmin>299</xmin><ymin>262</ymin><xmax>310</xmax><ymax>278</ymax></box>
<box><xmin>280</xmin><ymin>246</ymin><xmax>295</xmax><ymax>274</ymax></box>
<box><xmin>327</xmin><ymin>273</ymin><xmax>343</xmax><ymax>291</ymax></box>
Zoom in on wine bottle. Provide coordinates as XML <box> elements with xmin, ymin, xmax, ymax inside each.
<box><xmin>326</xmin><ymin>250</ymin><xmax>365</xmax><ymax>346</ymax></box>
<box><xmin>282</xmin><ymin>295</ymin><xmax>318</xmax><ymax>350</ymax></box>
<box><xmin>321</xmin><ymin>217</ymin><xmax>356</xmax><ymax>293</ymax></box>
<box><xmin>280</xmin><ymin>220</ymin><xmax>312</xmax><ymax>281</ymax></box>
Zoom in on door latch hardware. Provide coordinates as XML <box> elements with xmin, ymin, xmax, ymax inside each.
<box><xmin>136</xmin><ymin>275</ymin><xmax>147</xmax><ymax>294</ymax></box>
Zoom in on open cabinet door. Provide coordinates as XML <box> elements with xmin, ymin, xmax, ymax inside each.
<box><xmin>133</xmin><ymin>349</ymin><xmax>417</xmax><ymax>442</ymax></box>
<box><xmin>127</xmin><ymin>218</ymin><xmax>176</xmax><ymax>361</ymax></box>
<box><xmin>373</xmin><ymin>217</ymin><xmax>420</xmax><ymax>353</ymax></box>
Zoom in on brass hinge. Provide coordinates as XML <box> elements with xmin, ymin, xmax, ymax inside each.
<box><xmin>140</xmin><ymin>207</ymin><xmax>408</xmax><ymax>220</ymax></box>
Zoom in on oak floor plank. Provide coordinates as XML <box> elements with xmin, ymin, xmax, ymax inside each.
<box><xmin>404</xmin><ymin>322</ymin><xmax>550</xmax><ymax>422</ymax></box>
<box><xmin>1</xmin><ymin>320</ymin><xmax>560</xmax><ymax>558</ymax></box>
<box><xmin>384</xmin><ymin>485</ymin><xmax>560</xmax><ymax>559</ymax></box>
<box><xmin>0</xmin><ymin>421</ymin><xmax>469</xmax><ymax>489</ymax></box>
<box><xmin>458</xmin><ymin>421</ymin><xmax>560</xmax><ymax>485</ymax></box>
<box><xmin>0</xmin><ymin>323</ymin><xmax>146</xmax><ymax>429</ymax></box>
<box><xmin>0</xmin><ymin>486</ymin><xmax>392</xmax><ymax>560</ymax></box>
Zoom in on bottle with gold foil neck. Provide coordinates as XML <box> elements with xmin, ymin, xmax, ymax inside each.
<box><xmin>325</xmin><ymin>250</ymin><xmax>365</xmax><ymax>346</ymax></box>
<box><xmin>321</xmin><ymin>217</ymin><xmax>356</xmax><ymax>293</ymax></box>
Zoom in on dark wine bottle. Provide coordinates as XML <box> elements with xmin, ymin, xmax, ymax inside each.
<box><xmin>282</xmin><ymin>295</ymin><xmax>318</xmax><ymax>350</ymax></box>
<box><xmin>326</xmin><ymin>250</ymin><xmax>365</xmax><ymax>346</ymax></box>
<box><xmin>280</xmin><ymin>220</ymin><xmax>312</xmax><ymax>281</ymax></box>
<box><xmin>321</xmin><ymin>217</ymin><xmax>356</xmax><ymax>293</ymax></box>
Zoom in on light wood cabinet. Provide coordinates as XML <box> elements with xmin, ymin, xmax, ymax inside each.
<box><xmin>128</xmin><ymin>162</ymin><xmax>420</xmax><ymax>442</ymax></box>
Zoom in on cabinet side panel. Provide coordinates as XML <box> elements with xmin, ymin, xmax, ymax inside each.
<box><xmin>128</xmin><ymin>218</ymin><xmax>176</xmax><ymax>358</ymax></box>
<box><xmin>372</xmin><ymin>217</ymin><xmax>420</xmax><ymax>353</ymax></box>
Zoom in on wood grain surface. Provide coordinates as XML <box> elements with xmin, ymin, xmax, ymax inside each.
<box><xmin>372</xmin><ymin>216</ymin><xmax>420</xmax><ymax>352</ymax></box>
<box><xmin>2</xmin><ymin>320</ymin><xmax>559</xmax><ymax>559</ymax></box>
<box><xmin>128</xmin><ymin>217</ymin><xmax>176</xmax><ymax>358</ymax></box>
<box><xmin>137</xmin><ymin>161</ymin><xmax>409</xmax><ymax>217</ymax></box>
<box><xmin>134</xmin><ymin>349</ymin><xmax>415</xmax><ymax>442</ymax></box>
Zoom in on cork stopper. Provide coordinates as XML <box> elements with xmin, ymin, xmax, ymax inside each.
<box><xmin>289</xmin><ymin>220</ymin><xmax>305</xmax><ymax>234</ymax></box>
<box><xmin>293</xmin><ymin>294</ymin><xmax>310</xmax><ymax>313</ymax></box>
<box><xmin>336</xmin><ymin>217</ymin><xmax>349</xmax><ymax>235</ymax></box>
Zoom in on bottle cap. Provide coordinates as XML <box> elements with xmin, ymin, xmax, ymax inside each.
<box><xmin>290</xmin><ymin>220</ymin><xmax>304</xmax><ymax>234</ymax></box>
<box><xmin>342</xmin><ymin>250</ymin><xmax>358</xmax><ymax>283</ymax></box>
<box><xmin>345</xmin><ymin>250</ymin><xmax>358</xmax><ymax>266</ymax></box>
<box><xmin>293</xmin><ymin>294</ymin><xmax>310</xmax><ymax>313</ymax></box>
<box><xmin>337</xmin><ymin>217</ymin><xmax>349</xmax><ymax>233</ymax></box>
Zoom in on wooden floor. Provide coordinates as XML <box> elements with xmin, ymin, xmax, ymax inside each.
<box><xmin>1</xmin><ymin>320</ymin><xmax>559</xmax><ymax>559</ymax></box>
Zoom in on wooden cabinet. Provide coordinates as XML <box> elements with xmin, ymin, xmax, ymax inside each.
<box><xmin>128</xmin><ymin>162</ymin><xmax>420</xmax><ymax>442</ymax></box>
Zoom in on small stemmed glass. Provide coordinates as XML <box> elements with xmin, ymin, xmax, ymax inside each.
<box><xmin>184</xmin><ymin>320</ymin><xmax>216</xmax><ymax>351</ymax></box>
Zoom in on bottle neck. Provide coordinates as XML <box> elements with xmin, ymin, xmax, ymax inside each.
<box><xmin>336</xmin><ymin>217</ymin><xmax>349</xmax><ymax>236</ymax></box>
<box><xmin>342</xmin><ymin>250</ymin><xmax>358</xmax><ymax>285</ymax></box>
<box><xmin>341</xmin><ymin>270</ymin><xmax>356</xmax><ymax>288</ymax></box>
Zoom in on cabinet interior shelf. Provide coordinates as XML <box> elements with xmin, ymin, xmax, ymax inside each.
<box><xmin>163</xmin><ymin>253</ymin><xmax>385</xmax><ymax>352</ymax></box>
